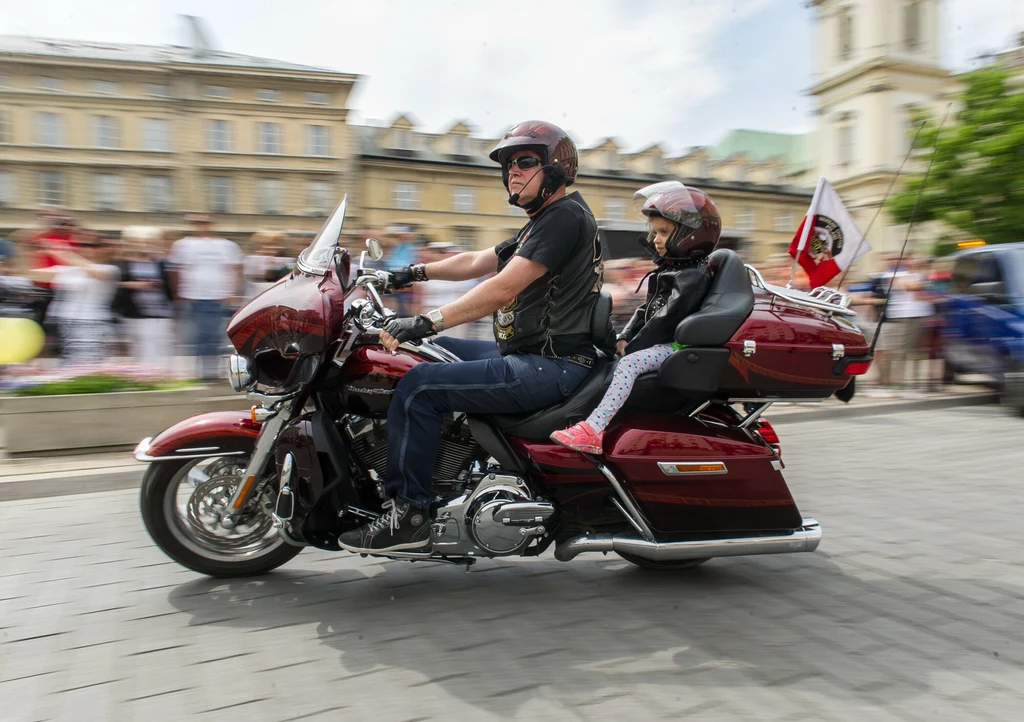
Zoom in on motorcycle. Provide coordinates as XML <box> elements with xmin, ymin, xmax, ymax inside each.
<box><xmin>137</xmin><ymin>196</ymin><xmax>873</xmax><ymax>577</ymax></box>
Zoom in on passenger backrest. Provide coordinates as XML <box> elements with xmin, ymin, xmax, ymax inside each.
<box><xmin>674</xmin><ymin>249</ymin><xmax>755</xmax><ymax>347</ymax></box>
<box><xmin>590</xmin><ymin>290</ymin><xmax>616</xmax><ymax>355</ymax></box>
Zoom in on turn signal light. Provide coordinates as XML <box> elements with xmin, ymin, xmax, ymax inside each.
<box><xmin>658</xmin><ymin>461</ymin><xmax>728</xmax><ymax>476</ymax></box>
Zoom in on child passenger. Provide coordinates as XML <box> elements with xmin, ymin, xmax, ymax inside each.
<box><xmin>550</xmin><ymin>181</ymin><xmax>722</xmax><ymax>454</ymax></box>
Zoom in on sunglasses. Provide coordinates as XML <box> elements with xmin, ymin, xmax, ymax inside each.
<box><xmin>505</xmin><ymin>156</ymin><xmax>543</xmax><ymax>171</ymax></box>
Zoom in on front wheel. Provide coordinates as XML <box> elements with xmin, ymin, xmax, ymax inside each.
<box><xmin>616</xmin><ymin>552</ymin><xmax>709</xmax><ymax>570</ymax></box>
<box><xmin>140</xmin><ymin>454</ymin><xmax>301</xmax><ymax>577</ymax></box>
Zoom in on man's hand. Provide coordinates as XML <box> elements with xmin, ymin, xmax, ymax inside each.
<box><xmin>380</xmin><ymin>315</ymin><xmax>436</xmax><ymax>353</ymax></box>
<box><xmin>386</xmin><ymin>266</ymin><xmax>414</xmax><ymax>292</ymax></box>
<box><xmin>616</xmin><ymin>339</ymin><xmax>627</xmax><ymax>357</ymax></box>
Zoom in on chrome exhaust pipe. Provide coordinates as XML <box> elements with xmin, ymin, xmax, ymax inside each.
<box><xmin>554</xmin><ymin>518</ymin><xmax>821</xmax><ymax>563</ymax></box>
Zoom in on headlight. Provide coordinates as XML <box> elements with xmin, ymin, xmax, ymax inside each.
<box><xmin>227</xmin><ymin>354</ymin><xmax>255</xmax><ymax>392</ymax></box>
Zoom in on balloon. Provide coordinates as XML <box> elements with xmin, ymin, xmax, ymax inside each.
<box><xmin>0</xmin><ymin>318</ymin><xmax>46</xmax><ymax>364</ymax></box>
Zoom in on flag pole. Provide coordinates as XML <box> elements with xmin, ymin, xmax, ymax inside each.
<box><xmin>786</xmin><ymin>176</ymin><xmax>824</xmax><ymax>288</ymax></box>
<box><xmin>870</xmin><ymin>103</ymin><xmax>952</xmax><ymax>355</ymax></box>
<box><xmin>836</xmin><ymin>119</ymin><xmax>928</xmax><ymax>291</ymax></box>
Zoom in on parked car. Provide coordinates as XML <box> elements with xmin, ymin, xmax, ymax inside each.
<box><xmin>936</xmin><ymin>242</ymin><xmax>1024</xmax><ymax>415</ymax></box>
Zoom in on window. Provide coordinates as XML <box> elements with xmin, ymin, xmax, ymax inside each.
<box><xmin>0</xmin><ymin>171</ymin><xmax>15</xmax><ymax>207</ymax></box>
<box><xmin>733</xmin><ymin>164</ymin><xmax>748</xmax><ymax>182</ymax></box>
<box><xmin>206</xmin><ymin>119</ymin><xmax>233</xmax><ymax>152</ymax></box>
<box><xmin>93</xmin><ymin>116</ymin><xmax>120</xmax><ymax>149</ymax></box>
<box><xmin>838</xmin><ymin>120</ymin><xmax>854</xmax><ymax>167</ymax></box>
<box><xmin>92</xmin><ymin>80</ymin><xmax>118</xmax><ymax>95</ymax></box>
<box><xmin>605</xmin><ymin>151</ymin><xmax>619</xmax><ymax>170</ymax></box>
<box><xmin>258</xmin><ymin>178</ymin><xmax>283</xmax><ymax>214</ymax></box>
<box><xmin>0</xmin><ymin>111</ymin><xmax>11</xmax><ymax>143</ymax></box>
<box><xmin>453</xmin><ymin>227</ymin><xmax>476</xmax><ymax>248</ymax></box>
<box><xmin>452</xmin><ymin>187</ymin><xmax>476</xmax><ymax>213</ymax></box>
<box><xmin>452</xmin><ymin>135</ymin><xmax>469</xmax><ymax>156</ymax></box>
<box><xmin>904</xmin><ymin>2</ymin><xmax>921</xmax><ymax>51</ymax></box>
<box><xmin>38</xmin><ymin>171</ymin><xmax>65</xmax><ymax>206</ymax></box>
<box><xmin>604</xmin><ymin>199</ymin><xmax>626</xmax><ymax>220</ymax></box>
<box><xmin>35</xmin><ymin>113</ymin><xmax>66</xmax><ymax>146</ymax></box>
<box><xmin>696</xmin><ymin>159</ymin><xmax>709</xmax><ymax>178</ymax></box>
<box><xmin>773</xmin><ymin>210</ymin><xmax>794</xmax><ymax>232</ymax></box>
<box><xmin>257</xmin><ymin>122</ymin><xmax>282</xmax><ymax>154</ymax></box>
<box><xmin>305</xmin><ymin>125</ymin><xmax>330</xmax><ymax>156</ymax></box>
<box><xmin>144</xmin><ymin>176</ymin><xmax>173</xmax><ymax>212</ymax></box>
<box><xmin>36</xmin><ymin>77</ymin><xmax>62</xmax><ymax>92</ymax></box>
<box><xmin>94</xmin><ymin>173</ymin><xmax>122</xmax><ymax>210</ymax></box>
<box><xmin>255</xmin><ymin>88</ymin><xmax>280</xmax><ymax>102</ymax></box>
<box><xmin>0</xmin><ymin>75</ymin><xmax>9</xmax><ymax>89</ymax></box>
<box><xmin>143</xmin><ymin>118</ymin><xmax>171</xmax><ymax>151</ymax></box>
<box><xmin>307</xmin><ymin>180</ymin><xmax>331</xmax><ymax>213</ymax></box>
<box><xmin>736</xmin><ymin>208</ymin><xmax>757</xmax><ymax>231</ymax></box>
<box><xmin>393</xmin><ymin>129</ymin><xmax>413</xmax><ymax>151</ymax></box>
<box><xmin>838</xmin><ymin>7</ymin><xmax>854</xmax><ymax>61</ymax></box>
<box><xmin>305</xmin><ymin>92</ymin><xmax>329</xmax><ymax>105</ymax></box>
<box><xmin>393</xmin><ymin>182</ymin><xmax>419</xmax><ymax>210</ymax></box>
<box><xmin>209</xmin><ymin>176</ymin><xmax>232</xmax><ymax>213</ymax></box>
<box><xmin>146</xmin><ymin>83</ymin><xmax>171</xmax><ymax>98</ymax></box>
<box><xmin>205</xmin><ymin>85</ymin><xmax>230</xmax><ymax>99</ymax></box>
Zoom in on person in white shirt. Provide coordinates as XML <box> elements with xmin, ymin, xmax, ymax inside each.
<box><xmin>34</xmin><ymin>238</ymin><xmax>120</xmax><ymax>366</ymax></box>
<box><xmin>169</xmin><ymin>215</ymin><xmax>243</xmax><ymax>380</ymax></box>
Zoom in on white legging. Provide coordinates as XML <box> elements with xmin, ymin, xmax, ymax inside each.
<box><xmin>586</xmin><ymin>343</ymin><xmax>674</xmax><ymax>433</ymax></box>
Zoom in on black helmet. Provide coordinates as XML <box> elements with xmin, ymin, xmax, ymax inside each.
<box><xmin>633</xmin><ymin>181</ymin><xmax>721</xmax><ymax>260</ymax></box>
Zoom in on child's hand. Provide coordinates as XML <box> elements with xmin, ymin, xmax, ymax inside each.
<box><xmin>616</xmin><ymin>339</ymin><xmax>627</xmax><ymax>357</ymax></box>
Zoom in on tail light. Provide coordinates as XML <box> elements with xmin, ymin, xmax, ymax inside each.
<box><xmin>834</xmin><ymin>354</ymin><xmax>874</xmax><ymax>376</ymax></box>
<box><xmin>755</xmin><ymin>418</ymin><xmax>783</xmax><ymax>464</ymax></box>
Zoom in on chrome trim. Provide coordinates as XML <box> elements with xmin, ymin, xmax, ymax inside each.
<box><xmin>610</xmin><ymin>498</ymin><xmax>648</xmax><ymax>538</ymax></box>
<box><xmin>246</xmin><ymin>388</ymin><xmax>301</xmax><ymax>405</ymax></box>
<box><xmin>657</xmin><ymin>461</ymin><xmax>729</xmax><ymax>476</ymax></box>
<box><xmin>587</xmin><ymin>458</ymin><xmax>656</xmax><ymax>542</ymax></box>
<box><xmin>770</xmin><ymin>460</ymin><xmax>783</xmax><ymax>471</ymax></box>
<box><xmin>134</xmin><ymin>437</ymin><xmax>247</xmax><ymax>462</ymax></box>
<box><xmin>688</xmin><ymin>400</ymin><xmax>711</xmax><ymax>418</ymax></box>
<box><xmin>295</xmin><ymin>253</ymin><xmax>328</xmax><ymax>276</ymax></box>
<box><xmin>743</xmin><ymin>340</ymin><xmax>756</xmax><ymax>357</ymax></box>
<box><xmin>738</xmin><ymin>401</ymin><xmax>773</xmax><ymax>429</ymax></box>
<box><xmin>554</xmin><ymin>517</ymin><xmax>822</xmax><ymax>563</ymax></box>
<box><xmin>832</xmin><ymin>343</ymin><xmax>845</xmax><ymax>360</ymax></box>
<box><xmin>746</xmin><ymin>264</ymin><xmax>857</xmax><ymax>317</ymax></box>
<box><xmin>175</xmin><ymin>446</ymin><xmax>221</xmax><ymax>454</ymax></box>
<box><xmin>399</xmin><ymin>339</ymin><xmax>462</xmax><ymax>363</ymax></box>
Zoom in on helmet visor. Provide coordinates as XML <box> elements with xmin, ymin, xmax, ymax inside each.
<box><xmin>632</xmin><ymin>181</ymin><xmax>703</xmax><ymax>228</ymax></box>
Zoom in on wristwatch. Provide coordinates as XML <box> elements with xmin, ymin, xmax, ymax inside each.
<box><xmin>426</xmin><ymin>308</ymin><xmax>445</xmax><ymax>333</ymax></box>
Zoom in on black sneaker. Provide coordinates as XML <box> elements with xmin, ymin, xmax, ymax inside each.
<box><xmin>338</xmin><ymin>500</ymin><xmax>431</xmax><ymax>554</ymax></box>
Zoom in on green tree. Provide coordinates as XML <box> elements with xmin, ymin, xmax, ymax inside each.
<box><xmin>887</xmin><ymin>66</ymin><xmax>1024</xmax><ymax>251</ymax></box>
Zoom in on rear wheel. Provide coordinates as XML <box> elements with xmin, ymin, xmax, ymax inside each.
<box><xmin>140</xmin><ymin>455</ymin><xmax>301</xmax><ymax>577</ymax></box>
<box><xmin>616</xmin><ymin>552</ymin><xmax>709</xmax><ymax>570</ymax></box>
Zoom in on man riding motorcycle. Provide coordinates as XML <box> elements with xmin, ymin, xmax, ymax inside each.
<box><xmin>339</xmin><ymin>120</ymin><xmax>605</xmax><ymax>554</ymax></box>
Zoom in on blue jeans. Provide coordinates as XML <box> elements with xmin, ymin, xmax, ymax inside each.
<box><xmin>384</xmin><ymin>337</ymin><xmax>593</xmax><ymax>508</ymax></box>
<box><xmin>190</xmin><ymin>300</ymin><xmax>227</xmax><ymax>379</ymax></box>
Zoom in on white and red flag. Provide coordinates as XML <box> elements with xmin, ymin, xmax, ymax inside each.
<box><xmin>787</xmin><ymin>176</ymin><xmax>870</xmax><ymax>288</ymax></box>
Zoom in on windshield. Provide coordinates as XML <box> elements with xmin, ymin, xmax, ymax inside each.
<box><xmin>300</xmin><ymin>195</ymin><xmax>347</xmax><ymax>269</ymax></box>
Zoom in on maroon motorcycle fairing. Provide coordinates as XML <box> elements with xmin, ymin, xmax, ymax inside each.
<box><xmin>336</xmin><ymin>345</ymin><xmax>433</xmax><ymax>417</ymax></box>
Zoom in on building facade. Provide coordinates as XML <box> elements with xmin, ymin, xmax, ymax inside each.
<box><xmin>0</xmin><ymin>36</ymin><xmax>358</xmax><ymax>239</ymax></box>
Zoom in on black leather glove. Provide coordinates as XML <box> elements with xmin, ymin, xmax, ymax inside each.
<box><xmin>383</xmin><ymin>315</ymin><xmax>436</xmax><ymax>344</ymax></box>
<box><xmin>386</xmin><ymin>266</ymin><xmax>415</xmax><ymax>291</ymax></box>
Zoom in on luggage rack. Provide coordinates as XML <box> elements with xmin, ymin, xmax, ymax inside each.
<box><xmin>744</xmin><ymin>265</ymin><xmax>857</xmax><ymax>318</ymax></box>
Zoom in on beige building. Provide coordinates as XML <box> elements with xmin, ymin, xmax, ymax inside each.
<box><xmin>0</xmin><ymin>35</ymin><xmax>358</xmax><ymax>241</ymax></box>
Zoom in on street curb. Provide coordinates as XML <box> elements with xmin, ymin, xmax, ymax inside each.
<box><xmin>766</xmin><ymin>392</ymin><xmax>999</xmax><ymax>424</ymax></box>
<box><xmin>0</xmin><ymin>468</ymin><xmax>143</xmax><ymax>502</ymax></box>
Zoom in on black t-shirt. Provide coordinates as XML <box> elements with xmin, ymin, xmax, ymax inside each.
<box><xmin>493</xmin><ymin>192</ymin><xmax>603</xmax><ymax>356</ymax></box>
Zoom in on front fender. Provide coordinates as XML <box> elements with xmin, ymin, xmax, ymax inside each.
<box><xmin>135</xmin><ymin>411</ymin><xmax>261</xmax><ymax>461</ymax></box>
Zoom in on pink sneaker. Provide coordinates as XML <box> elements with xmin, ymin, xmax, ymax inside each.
<box><xmin>550</xmin><ymin>421</ymin><xmax>604</xmax><ymax>454</ymax></box>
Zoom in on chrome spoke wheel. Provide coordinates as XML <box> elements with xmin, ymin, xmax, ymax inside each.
<box><xmin>163</xmin><ymin>456</ymin><xmax>283</xmax><ymax>563</ymax></box>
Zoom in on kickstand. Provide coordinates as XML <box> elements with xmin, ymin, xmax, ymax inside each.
<box><xmin>464</xmin><ymin>558</ymin><xmax>476</xmax><ymax>573</ymax></box>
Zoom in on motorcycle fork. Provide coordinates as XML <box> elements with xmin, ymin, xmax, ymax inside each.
<box><xmin>221</xmin><ymin>401</ymin><xmax>293</xmax><ymax>527</ymax></box>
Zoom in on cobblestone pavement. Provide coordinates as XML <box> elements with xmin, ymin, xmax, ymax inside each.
<box><xmin>1</xmin><ymin>406</ymin><xmax>1022</xmax><ymax>722</ymax></box>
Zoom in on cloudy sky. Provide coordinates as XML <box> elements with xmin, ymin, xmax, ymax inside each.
<box><xmin>2</xmin><ymin>0</ymin><xmax>1021</xmax><ymax>152</ymax></box>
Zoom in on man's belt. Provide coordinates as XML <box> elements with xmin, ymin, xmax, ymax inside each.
<box><xmin>564</xmin><ymin>353</ymin><xmax>595</xmax><ymax>369</ymax></box>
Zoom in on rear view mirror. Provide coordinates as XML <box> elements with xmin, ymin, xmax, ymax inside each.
<box><xmin>365</xmin><ymin>238</ymin><xmax>383</xmax><ymax>262</ymax></box>
<box><xmin>970</xmin><ymin>281</ymin><xmax>1008</xmax><ymax>305</ymax></box>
